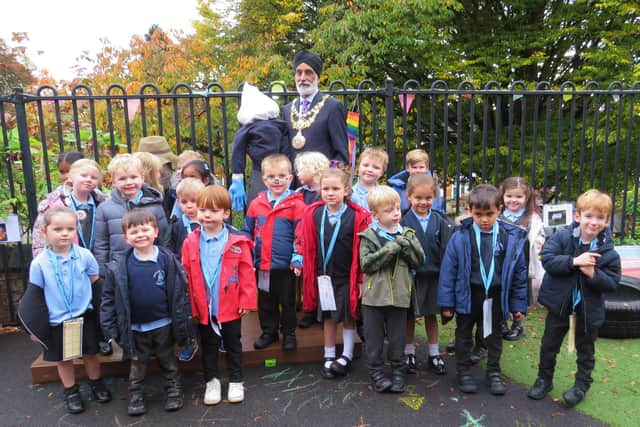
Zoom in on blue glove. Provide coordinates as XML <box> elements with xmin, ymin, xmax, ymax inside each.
<box><xmin>229</xmin><ymin>176</ymin><xmax>247</xmax><ymax>211</ymax></box>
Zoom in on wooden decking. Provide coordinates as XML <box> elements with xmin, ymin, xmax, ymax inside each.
<box><xmin>30</xmin><ymin>311</ymin><xmax>361</xmax><ymax>384</ymax></box>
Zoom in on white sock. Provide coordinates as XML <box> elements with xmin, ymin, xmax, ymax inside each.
<box><xmin>428</xmin><ymin>343</ymin><xmax>440</xmax><ymax>357</ymax></box>
<box><xmin>324</xmin><ymin>346</ymin><xmax>336</xmax><ymax>368</ymax></box>
<box><xmin>341</xmin><ymin>328</ymin><xmax>356</xmax><ymax>361</ymax></box>
<box><xmin>404</xmin><ymin>343</ymin><xmax>416</xmax><ymax>355</ymax></box>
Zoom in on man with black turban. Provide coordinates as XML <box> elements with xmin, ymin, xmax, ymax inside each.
<box><xmin>283</xmin><ymin>50</ymin><xmax>349</xmax><ymax>165</ymax></box>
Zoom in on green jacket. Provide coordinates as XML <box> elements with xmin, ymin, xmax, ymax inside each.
<box><xmin>359</xmin><ymin>226</ymin><xmax>425</xmax><ymax>308</ymax></box>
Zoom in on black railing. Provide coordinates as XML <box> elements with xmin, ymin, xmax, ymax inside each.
<box><xmin>1</xmin><ymin>79</ymin><xmax>639</xmax><ymax>324</ymax></box>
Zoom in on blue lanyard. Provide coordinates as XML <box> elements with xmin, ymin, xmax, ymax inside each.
<box><xmin>200</xmin><ymin>230</ymin><xmax>228</xmax><ymax>291</ymax></box>
<box><xmin>268</xmin><ymin>189</ymin><xmax>291</xmax><ymax>208</ymax></box>
<box><xmin>573</xmin><ymin>238</ymin><xmax>597</xmax><ymax>310</ymax></box>
<box><xmin>372</xmin><ymin>224</ymin><xmax>400</xmax><ymax>241</ymax></box>
<box><xmin>47</xmin><ymin>246</ymin><xmax>77</xmax><ymax>313</ymax></box>
<box><xmin>69</xmin><ymin>193</ymin><xmax>95</xmax><ymax>250</ymax></box>
<box><xmin>472</xmin><ymin>222</ymin><xmax>499</xmax><ymax>295</ymax></box>
<box><xmin>320</xmin><ymin>204</ymin><xmax>343</xmax><ymax>274</ymax></box>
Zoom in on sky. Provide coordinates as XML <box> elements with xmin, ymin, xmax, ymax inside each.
<box><xmin>0</xmin><ymin>0</ymin><xmax>202</xmax><ymax>81</ymax></box>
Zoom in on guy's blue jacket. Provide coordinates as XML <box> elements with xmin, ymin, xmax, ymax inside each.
<box><xmin>437</xmin><ymin>218</ymin><xmax>528</xmax><ymax>318</ymax></box>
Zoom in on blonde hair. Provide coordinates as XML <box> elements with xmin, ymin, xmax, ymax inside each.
<box><xmin>177</xmin><ymin>150</ymin><xmax>204</xmax><ymax>170</ymax></box>
<box><xmin>261</xmin><ymin>154</ymin><xmax>292</xmax><ymax>174</ymax></box>
<box><xmin>358</xmin><ymin>147</ymin><xmax>389</xmax><ymax>171</ymax></box>
<box><xmin>134</xmin><ymin>152</ymin><xmax>163</xmax><ymax>192</ymax></box>
<box><xmin>405</xmin><ymin>149</ymin><xmax>430</xmax><ymax>168</ymax></box>
<box><xmin>176</xmin><ymin>177</ymin><xmax>205</xmax><ymax>198</ymax></box>
<box><xmin>107</xmin><ymin>153</ymin><xmax>143</xmax><ymax>178</ymax></box>
<box><xmin>367</xmin><ymin>185</ymin><xmax>401</xmax><ymax>213</ymax></box>
<box><xmin>69</xmin><ymin>158</ymin><xmax>103</xmax><ymax>183</ymax></box>
<box><xmin>577</xmin><ymin>189</ymin><xmax>613</xmax><ymax>218</ymax></box>
<box><xmin>294</xmin><ymin>152</ymin><xmax>330</xmax><ymax>185</ymax></box>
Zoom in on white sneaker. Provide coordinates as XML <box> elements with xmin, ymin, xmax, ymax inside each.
<box><xmin>227</xmin><ymin>382</ymin><xmax>244</xmax><ymax>403</ymax></box>
<box><xmin>203</xmin><ymin>378</ymin><xmax>221</xmax><ymax>405</ymax></box>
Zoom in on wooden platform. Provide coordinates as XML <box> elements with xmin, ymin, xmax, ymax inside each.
<box><xmin>30</xmin><ymin>312</ymin><xmax>361</xmax><ymax>384</ymax></box>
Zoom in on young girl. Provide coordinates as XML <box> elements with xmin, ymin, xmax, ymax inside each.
<box><xmin>182</xmin><ymin>160</ymin><xmax>217</xmax><ymax>186</ymax></box>
<box><xmin>296</xmin><ymin>163</ymin><xmax>371</xmax><ymax>378</ymax></box>
<box><xmin>499</xmin><ymin>176</ymin><xmax>545</xmax><ymax>340</ymax></box>
<box><xmin>134</xmin><ymin>151</ymin><xmax>164</xmax><ymax>193</ymax></box>
<box><xmin>401</xmin><ymin>174</ymin><xmax>453</xmax><ymax>375</ymax></box>
<box><xmin>181</xmin><ymin>185</ymin><xmax>256</xmax><ymax>405</ymax></box>
<box><xmin>19</xmin><ymin>206</ymin><xmax>111</xmax><ymax>414</ymax></box>
<box><xmin>32</xmin><ymin>159</ymin><xmax>106</xmax><ymax>256</ymax></box>
<box><xmin>294</xmin><ymin>151</ymin><xmax>330</xmax><ymax>205</ymax></box>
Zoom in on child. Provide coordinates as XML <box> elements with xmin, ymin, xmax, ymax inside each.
<box><xmin>350</xmin><ymin>147</ymin><xmax>388</xmax><ymax>210</ymax></box>
<box><xmin>56</xmin><ymin>150</ymin><xmax>84</xmax><ymax>186</ymax></box>
<box><xmin>498</xmin><ymin>177</ymin><xmax>545</xmax><ymax>340</ymax></box>
<box><xmin>359</xmin><ymin>186</ymin><xmax>424</xmax><ymax>393</ymax></box>
<box><xmin>388</xmin><ymin>148</ymin><xmax>444</xmax><ymax>213</ymax></box>
<box><xmin>230</xmin><ymin>82</ymin><xmax>292</xmax><ymax>210</ymax></box>
<box><xmin>297</xmin><ymin>164</ymin><xmax>371</xmax><ymax>378</ymax></box>
<box><xmin>243</xmin><ymin>154</ymin><xmax>306</xmax><ymax>351</ymax></box>
<box><xmin>181</xmin><ymin>160</ymin><xmax>217</xmax><ymax>186</ymax></box>
<box><xmin>401</xmin><ymin>174</ymin><xmax>453</xmax><ymax>375</ymax></box>
<box><xmin>528</xmin><ymin>189</ymin><xmax>620</xmax><ymax>408</ymax></box>
<box><xmin>182</xmin><ymin>185</ymin><xmax>257</xmax><ymax>405</ymax></box>
<box><xmin>94</xmin><ymin>153</ymin><xmax>170</xmax><ymax>275</ymax></box>
<box><xmin>19</xmin><ymin>206</ymin><xmax>111</xmax><ymax>414</ymax></box>
<box><xmin>33</xmin><ymin>159</ymin><xmax>106</xmax><ymax>256</ymax></box>
<box><xmin>169</xmin><ymin>177</ymin><xmax>205</xmax><ymax>256</ymax></box>
<box><xmin>294</xmin><ymin>151</ymin><xmax>330</xmax><ymax>205</ymax></box>
<box><xmin>134</xmin><ymin>151</ymin><xmax>164</xmax><ymax>193</ymax></box>
<box><xmin>438</xmin><ymin>184</ymin><xmax>528</xmax><ymax>395</ymax></box>
<box><xmin>100</xmin><ymin>209</ymin><xmax>194</xmax><ymax>415</ymax></box>
<box><xmin>167</xmin><ymin>150</ymin><xmax>204</xmax><ymax>217</ymax></box>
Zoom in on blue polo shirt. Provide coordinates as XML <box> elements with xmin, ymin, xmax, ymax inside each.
<box><xmin>200</xmin><ymin>227</ymin><xmax>229</xmax><ymax>318</ymax></box>
<box><xmin>350</xmin><ymin>180</ymin><xmax>376</xmax><ymax>211</ymax></box>
<box><xmin>29</xmin><ymin>244</ymin><xmax>99</xmax><ymax>326</ymax></box>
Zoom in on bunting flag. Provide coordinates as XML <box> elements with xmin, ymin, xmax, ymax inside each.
<box><xmin>513</xmin><ymin>94</ymin><xmax>523</xmax><ymax>101</ymax></box>
<box><xmin>347</xmin><ymin>111</ymin><xmax>359</xmax><ymax>175</ymax></box>
<box><xmin>124</xmin><ymin>99</ymin><xmax>140</xmax><ymax>122</ymax></box>
<box><xmin>461</xmin><ymin>93</ymin><xmax>473</xmax><ymax>100</ymax></box>
<box><xmin>398</xmin><ymin>94</ymin><xmax>415</xmax><ymax>113</ymax></box>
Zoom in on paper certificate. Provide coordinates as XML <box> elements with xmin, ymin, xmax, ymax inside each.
<box><xmin>317</xmin><ymin>275</ymin><xmax>336</xmax><ymax>311</ymax></box>
<box><xmin>62</xmin><ymin>318</ymin><xmax>84</xmax><ymax>360</ymax></box>
<box><xmin>482</xmin><ymin>298</ymin><xmax>493</xmax><ymax>339</ymax></box>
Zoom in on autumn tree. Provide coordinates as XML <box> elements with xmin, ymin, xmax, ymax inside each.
<box><xmin>0</xmin><ymin>34</ymin><xmax>35</xmax><ymax>95</ymax></box>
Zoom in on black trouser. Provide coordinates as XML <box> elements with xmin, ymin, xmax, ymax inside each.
<box><xmin>129</xmin><ymin>324</ymin><xmax>181</xmax><ymax>396</ymax></box>
<box><xmin>258</xmin><ymin>269</ymin><xmax>296</xmax><ymax>337</ymax></box>
<box><xmin>362</xmin><ymin>305</ymin><xmax>407</xmax><ymax>376</ymax></box>
<box><xmin>455</xmin><ymin>285</ymin><xmax>504</xmax><ymax>374</ymax></box>
<box><xmin>199</xmin><ymin>319</ymin><xmax>243</xmax><ymax>382</ymax></box>
<box><xmin>537</xmin><ymin>309</ymin><xmax>597</xmax><ymax>392</ymax></box>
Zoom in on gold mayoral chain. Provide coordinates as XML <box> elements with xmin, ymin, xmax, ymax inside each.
<box><xmin>290</xmin><ymin>95</ymin><xmax>329</xmax><ymax>149</ymax></box>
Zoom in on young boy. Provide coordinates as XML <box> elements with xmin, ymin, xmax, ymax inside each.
<box><xmin>359</xmin><ymin>186</ymin><xmax>425</xmax><ymax>392</ymax></box>
<box><xmin>528</xmin><ymin>189</ymin><xmax>620</xmax><ymax>408</ymax></box>
<box><xmin>350</xmin><ymin>147</ymin><xmax>388</xmax><ymax>210</ymax></box>
<box><xmin>388</xmin><ymin>148</ymin><xmax>444</xmax><ymax>213</ymax></box>
<box><xmin>94</xmin><ymin>153</ymin><xmax>170</xmax><ymax>275</ymax></box>
<box><xmin>438</xmin><ymin>184</ymin><xmax>528</xmax><ymax>395</ymax></box>
<box><xmin>170</xmin><ymin>177</ymin><xmax>205</xmax><ymax>256</ymax></box>
<box><xmin>401</xmin><ymin>174</ymin><xmax>454</xmax><ymax>375</ymax></box>
<box><xmin>101</xmin><ymin>209</ymin><xmax>194</xmax><ymax>416</ymax></box>
<box><xmin>242</xmin><ymin>154</ymin><xmax>306</xmax><ymax>351</ymax></box>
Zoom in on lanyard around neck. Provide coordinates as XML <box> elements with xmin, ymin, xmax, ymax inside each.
<box><xmin>472</xmin><ymin>222</ymin><xmax>499</xmax><ymax>295</ymax></box>
<box><xmin>47</xmin><ymin>246</ymin><xmax>77</xmax><ymax>313</ymax></box>
<box><xmin>320</xmin><ymin>204</ymin><xmax>343</xmax><ymax>274</ymax></box>
<box><xmin>573</xmin><ymin>238</ymin><xmax>597</xmax><ymax>310</ymax></box>
<box><xmin>69</xmin><ymin>193</ymin><xmax>96</xmax><ymax>250</ymax></box>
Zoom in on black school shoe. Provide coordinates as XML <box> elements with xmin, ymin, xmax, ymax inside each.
<box><xmin>321</xmin><ymin>357</ymin><xmax>337</xmax><ymax>379</ymax></box>
<box><xmin>282</xmin><ymin>334</ymin><xmax>297</xmax><ymax>351</ymax></box>
<box><xmin>562</xmin><ymin>386</ymin><xmax>586</xmax><ymax>408</ymax></box>
<box><xmin>405</xmin><ymin>354</ymin><xmax>417</xmax><ymax>374</ymax></box>
<box><xmin>527</xmin><ymin>377</ymin><xmax>553</xmax><ymax>400</ymax></box>
<box><xmin>330</xmin><ymin>355</ymin><xmax>352</xmax><ymax>376</ymax></box>
<box><xmin>446</xmin><ymin>339</ymin><xmax>456</xmax><ymax>355</ymax></box>
<box><xmin>165</xmin><ymin>390</ymin><xmax>184</xmax><ymax>412</ymax></box>
<box><xmin>504</xmin><ymin>321</ymin><xmax>525</xmax><ymax>341</ymax></box>
<box><xmin>428</xmin><ymin>355</ymin><xmax>447</xmax><ymax>375</ymax></box>
<box><xmin>64</xmin><ymin>385</ymin><xmax>84</xmax><ymax>414</ymax></box>
<box><xmin>254</xmin><ymin>333</ymin><xmax>278</xmax><ymax>350</ymax></box>
<box><xmin>371</xmin><ymin>371</ymin><xmax>393</xmax><ymax>393</ymax></box>
<box><xmin>456</xmin><ymin>372</ymin><xmax>479</xmax><ymax>394</ymax></box>
<box><xmin>486</xmin><ymin>372</ymin><xmax>507</xmax><ymax>395</ymax></box>
<box><xmin>127</xmin><ymin>394</ymin><xmax>146</xmax><ymax>416</ymax></box>
<box><xmin>89</xmin><ymin>379</ymin><xmax>112</xmax><ymax>403</ymax></box>
<box><xmin>470</xmin><ymin>346</ymin><xmax>488</xmax><ymax>364</ymax></box>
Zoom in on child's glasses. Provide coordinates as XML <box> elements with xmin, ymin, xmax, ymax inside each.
<box><xmin>263</xmin><ymin>174</ymin><xmax>290</xmax><ymax>183</ymax></box>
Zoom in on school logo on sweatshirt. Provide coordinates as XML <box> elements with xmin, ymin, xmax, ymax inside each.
<box><xmin>153</xmin><ymin>270</ymin><xmax>166</xmax><ymax>288</ymax></box>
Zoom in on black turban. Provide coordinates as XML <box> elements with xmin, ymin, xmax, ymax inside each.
<box><xmin>293</xmin><ymin>50</ymin><xmax>323</xmax><ymax>77</ymax></box>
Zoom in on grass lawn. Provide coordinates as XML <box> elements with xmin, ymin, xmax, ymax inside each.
<box><xmin>416</xmin><ymin>308</ymin><xmax>640</xmax><ymax>427</ymax></box>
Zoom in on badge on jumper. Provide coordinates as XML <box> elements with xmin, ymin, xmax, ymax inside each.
<box><xmin>62</xmin><ymin>317</ymin><xmax>83</xmax><ymax>360</ymax></box>
<box><xmin>258</xmin><ymin>270</ymin><xmax>270</xmax><ymax>292</ymax></box>
<box><xmin>317</xmin><ymin>275</ymin><xmax>336</xmax><ymax>311</ymax></box>
<box><xmin>482</xmin><ymin>298</ymin><xmax>493</xmax><ymax>339</ymax></box>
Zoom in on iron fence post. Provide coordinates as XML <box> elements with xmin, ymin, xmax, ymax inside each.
<box><xmin>11</xmin><ymin>88</ymin><xmax>38</xmax><ymax>228</ymax></box>
<box><xmin>384</xmin><ymin>76</ymin><xmax>395</xmax><ymax>176</ymax></box>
